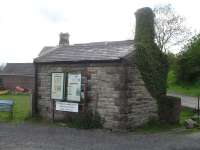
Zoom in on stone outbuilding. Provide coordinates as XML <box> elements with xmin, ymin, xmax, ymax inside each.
<box><xmin>33</xmin><ymin>7</ymin><xmax>159</xmax><ymax>129</ymax></box>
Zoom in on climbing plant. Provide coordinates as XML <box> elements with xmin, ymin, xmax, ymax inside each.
<box><xmin>135</xmin><ymin>43</ymin><xmax>168</xmax><ymax>98</ymax></box>
<box><xmin>134</xmin><ymin>7</ymin><xmax>180</xmax><ymax>124</ymax></box>
<box><xmin>134</xmin><ymin>7</ymin><xmax>168</xmax><ymax>99</ymax></box>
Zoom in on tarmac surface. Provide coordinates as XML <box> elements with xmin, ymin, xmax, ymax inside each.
<box><xmin>167</xmin><ymin>92</ymin><xmax>199</xmax><ymax>109</ymax></box>
<box><xmin>0</xmin><ymin>123</ymin><xmax>200</xmax><ymax>150</ymax></box>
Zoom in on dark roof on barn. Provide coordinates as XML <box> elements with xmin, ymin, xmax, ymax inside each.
<box><xmin>34</xmin><ymin>40</ymin><xmax>135</xmax><ymax>63</ymax></box>
<box><xmin>0</xmin><ymin>63</ymin><xmax>34</xmax><ymax>76</ymax></box>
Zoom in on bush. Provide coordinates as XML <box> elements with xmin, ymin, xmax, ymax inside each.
<box><xmin>67</xmin><ymin>111</ymin><xmax>103</xmax><ymax>129</ymax></box>
<box><xmin>176</xmin><ymin>34</ymin><xmax>200</xmax><ymax>82</ymax></box>
<box><xmin>158</xmin><ymin>95</ymin><xmax>181</xmax><ymax>124</ymax></box>
<box><xmin>166</xmin><ymin>52</ymin><xmax>177</xmax><ymax>71</ymax></box>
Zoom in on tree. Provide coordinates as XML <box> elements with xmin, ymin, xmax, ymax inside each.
<box><xmin>176</xmin><ymin>34</ymin><xmax>200</xmax><ymax>82</ymax></box>
<box><xmin>166</xmin><ymin>52</ymin><xmax>177</xmax><ymax>70</ymax></box>
<box><xmin>153</xmin><ymin>4</ymin><xmax>191</xmax><ymax>53</ymax></box>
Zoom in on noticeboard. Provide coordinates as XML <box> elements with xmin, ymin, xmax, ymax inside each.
<box><xmin>51</xmin><ymin>73</ymin><xmax>64</xmax><ymax>100</ymax></box>
<box><xmin>67</xmin><ymin>73</ymin><xmax>81</xmax><ymax>102</ymax></box>
<box><xmin>56</xmin><ymin>101</ymin><xmax>79</xmax><ymax>112</ymax></box>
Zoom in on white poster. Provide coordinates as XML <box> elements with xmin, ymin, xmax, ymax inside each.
<box><xmin>67</xmin><ymin>73</ymin><xmax>81</xmax><ymax>102</ymax></box>
<box><xmin>51</xmin><ymin>73</ymin><xmax>64</xmax><ymax>100</ymax></box>
<box><xmin>56</xmin><ymin>101</ymin><xmax>79</xmax><ymax>112</ymax></box>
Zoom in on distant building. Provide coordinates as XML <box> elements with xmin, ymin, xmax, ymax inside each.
<box><xmin>0</xmin><ymin>63</ymin><xmax>34</xmax><ymax>91</ymax></box>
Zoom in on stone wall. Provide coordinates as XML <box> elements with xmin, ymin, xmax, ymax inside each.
<box><xmin>126</xmin><ymin>63</ymin><xmax>158</xmax><ymax>128</ymax></box>
<box><xmin>86</xmin><ymin>64</ymin><xmax>127</xmax><ymax>129</ymax></box>
<box><xmin>35</xmin><ymin>61</ymin><xmax>157</xmax><ymax>129</ymax></box>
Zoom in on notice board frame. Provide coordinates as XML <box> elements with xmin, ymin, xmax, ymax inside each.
<box><xmin>51</xmin><ymin>71</ymin><xmax>85</xmax><ymax>122</ymax></box>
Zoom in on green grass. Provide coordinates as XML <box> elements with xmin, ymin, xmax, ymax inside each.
<box><xmin>167</xmin><ymin>71</ymin><xmax>200</xmax><ymax>97</ymax></box>
<box><xmin>180</xmin><ymin>107</ymin><xmax>196</xmax><ymax>124</ymax></box>
<box><xmin>134</xmin><ymin>107</ymin><xmax>196</xmax><ymax>133</ymax></box>
<box><xmin>0</xmin><ymin>94</ymin><xmax>31</xmax><ymax>122</ymax></box>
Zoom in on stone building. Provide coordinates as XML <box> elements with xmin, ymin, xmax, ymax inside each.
<box><xmin>33</xmin><ymin>7</ymin><xmax>159</xmax><ymax>129</ymax></box>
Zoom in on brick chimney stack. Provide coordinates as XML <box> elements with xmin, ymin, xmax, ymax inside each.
<box><xmin>59</xmin><ymin>32</ymin><xmax>70</xmax><ymax>46</ymax></box>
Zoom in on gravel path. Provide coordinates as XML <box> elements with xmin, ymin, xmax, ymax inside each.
<box><xmin>167</xmin><ymin>92</ymin><xmax>199</xmax><ymax>109</ymax></box>
<box><xmin>0</xmin><ymin>123</ymin><xmax>200</xmax><ymax>150</ymax></box>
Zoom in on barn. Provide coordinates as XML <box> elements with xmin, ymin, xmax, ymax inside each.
<box><xmin>33</xmin><ymin>7</ymin><xmax>165</xmax><ymax>129</ymax></box>
<box><xmin>0</xmin><ymin>63</ymin><xmax>34</xmax><ymax>91</ymax></box>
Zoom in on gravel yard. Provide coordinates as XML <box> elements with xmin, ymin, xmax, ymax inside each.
<box><xmin>0</xmin><ymin>123</ymin><xmax>200</xmax><ymax>150</ymax></box>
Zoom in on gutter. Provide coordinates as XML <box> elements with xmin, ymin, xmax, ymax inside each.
<box><xmin>33</xmin><ymin>58</ymin><xmax>122</xmax><ymax>65</ymax></box>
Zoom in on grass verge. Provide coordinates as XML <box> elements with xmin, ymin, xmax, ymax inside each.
<box><xmin>0</xmin><ymin>94</ymin><xmax>30</xmax><ymax>123</ymax></box>
<box><xmin>134</xmin><ymin>107</ymin><xmax>196</xmax><ymax>133</ymax></box>
<box><xmin>0</xmin><ymin>94</ymin><xmax>198</xmax><ymax>133</ymax></box>
<box><xmin>167</xmin><ymin>71</ymin><xmax>200</xmax><ymax>97</ymax></box>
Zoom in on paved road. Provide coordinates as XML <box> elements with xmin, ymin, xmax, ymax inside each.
<box><xmin>1</xmin><ymin>123</ymin><xmax>200</xmax><ymax>150</ymax></box>
<box><xmin>167</xmin><ymin>93</ymin><xmax>199</xmax><ymax>109</ymax></box>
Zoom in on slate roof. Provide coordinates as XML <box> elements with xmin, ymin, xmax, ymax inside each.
<box><xmin>38</xmin><ymin>46</ymin><xmax>56</xmax><ymax>57</ymax></box>
<box><xmin>0</xmin><ymin>63</ymin><xmax>34</xmax><ymax>76</ymax></box>
<box><xmin>34</xmin><ymin>40</ymin><xmax>135</xmax><ymax>63</ymax></box>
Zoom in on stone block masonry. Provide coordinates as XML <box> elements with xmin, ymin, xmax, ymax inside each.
<box><xmin>35</xmin><ymin>61</ymin><xmax>157</xmax><ymax>130</ymax></box>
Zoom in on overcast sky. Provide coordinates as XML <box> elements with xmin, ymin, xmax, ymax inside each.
<box><xmin>0</xmin><ymin>0</ymin><xmax>199</xmax><ymax>63</ymax></box>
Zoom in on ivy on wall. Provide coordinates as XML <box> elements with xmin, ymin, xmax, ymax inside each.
<box><xmin>134</xmin><ymin>7</ymin><xmax>168</xmax><ymax>99</ymax></box>
<box><xmin>133</xmin><ymin>7</ymin><xmax>180</xmax><ymax>123</ymax></box>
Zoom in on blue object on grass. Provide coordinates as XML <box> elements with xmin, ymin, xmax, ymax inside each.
<box><xmin>0</xmin><ymin>100</ymin><xmax>14</xmax><ymax>118</ymax></box>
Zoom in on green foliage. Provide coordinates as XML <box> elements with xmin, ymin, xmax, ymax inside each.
<box><xmin>67</xmin><ymin>111</ymin><xmax>103</xmax><ymax>129</ymax></box>
<box><xmin>134</xmin><ymin>7</ymin><xmax>168</xmax><ymax>99</ymax></box>
<box><xmin>180</xmin><ymin>107</ymin><xmax>195</xmax><ymax>125</ymax></box>
<box><xmin>167</xmin><ymin>70</ymin><xmax>177</xmax><ymax>85</ymax></box>
<box><xmin>168</xmin><ymin>70</ymin><xmax>200</xmax><ymax>96</ymax></box>
<box><xmin>135</xmin><ymin>7</ymin><xmax>155</xmax><ymax>43</ymax></box>
<box><xmin>166</xmin><ymin>52</ymin><xmax>177</xmax><ymax>70</ymax></box>
<box><xmin>135</xmin><ymin>42</ymin><xmax>168</xmax><ymax>98</ymax></box>
<box><xmin>134</xmin><ymin>107</ymin><xmax>194</xmax><ymax>133</ymax></box>
<box><xmin>158</xmin><ymin>95</ymin><xmax>181</xmax><ymax>124</ymax></box>
<box><xmin>134</xmin><ymin>8</ymin><xmax>181</xmax><ymax>125</ymax></box>
<box><xmin>176</xmin><ymin>34</ymin><xmax>200</xmax><ymax>82</ymax></box>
